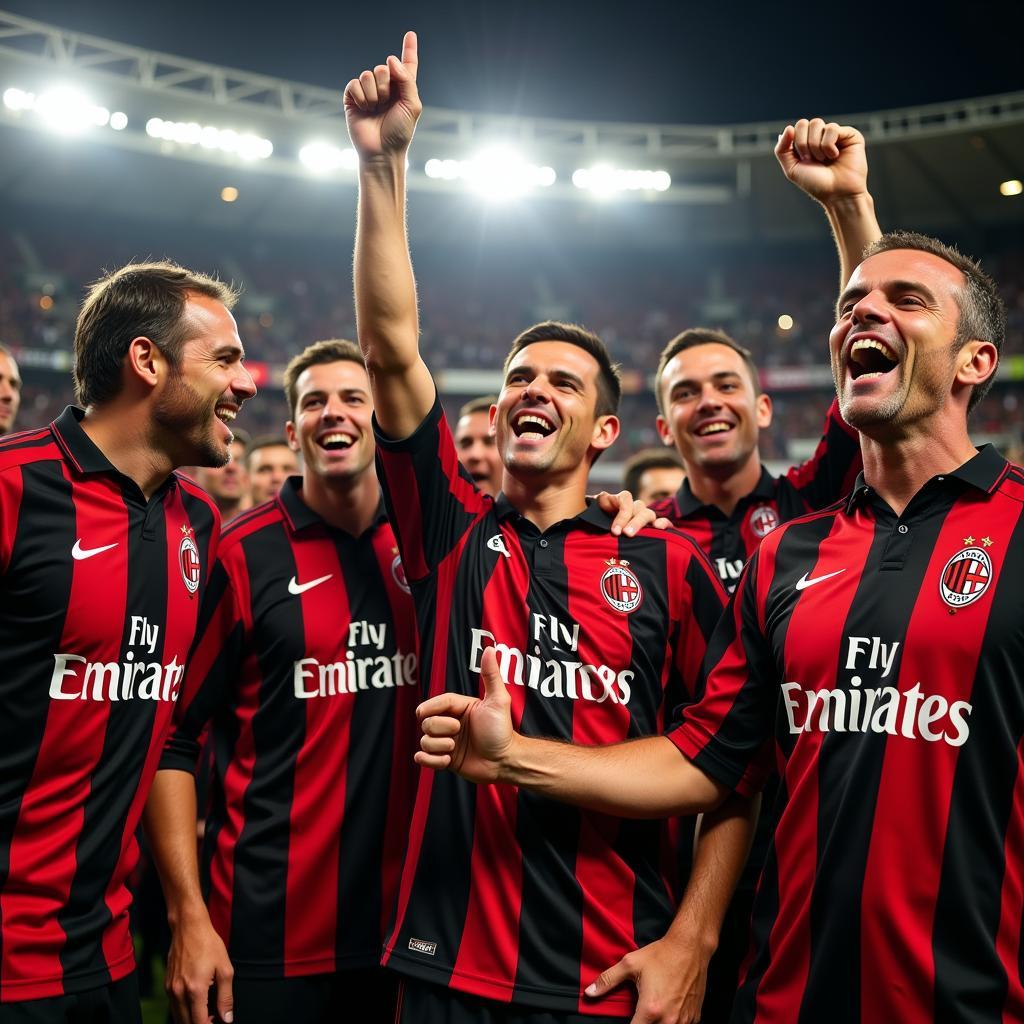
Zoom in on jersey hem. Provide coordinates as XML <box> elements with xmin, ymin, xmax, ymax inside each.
<box><xmin>0</xmin><ymin>949</ymin><xmax>135</xmax><ymax>1002</ymax></box>
<box><xmin>384</xmin><ymin>950</ymin><xmax>636</xmax><ymax>1015</ymax></box>
<box><xmin>229</xmin><ymin>950</ymin><xmax>382</xmax><ymax>978</ymax></box>
<box><xmin>667</xmin><ymin>724</ymin><xmax>762</xmax><ymax>798</ymax></box>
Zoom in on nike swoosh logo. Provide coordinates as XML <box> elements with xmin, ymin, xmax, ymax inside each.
<box><xmin>72</xmin><ymin>539</ymin><xmax>118</xmax><ymax>561</ymax></box>
<box><xmin>795</xmin><ymin>568</ymin><xmax>846</xmax><ymax>591</ymax></box>
<box><xmin>288</xmin><ymin>574</ymin><xmax>333</xmax><ymax>596</ymax></box>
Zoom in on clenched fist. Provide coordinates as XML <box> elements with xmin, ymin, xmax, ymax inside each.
<box><xmin>775</xmin><ymin>117</ymin><xmax>868</xmax><ymax>206</ymax></box>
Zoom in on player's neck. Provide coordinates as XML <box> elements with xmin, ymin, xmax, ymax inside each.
<box><xmin>501</xmin><ymin>469</ymin><xmax>588</xmax><ymax>533</ymax></box>
<box><xmin>79</xmin><ymin>405</ymin><xmax>174</xmax><ymax>500</ymax></box>
<box><xmin>860</xmin><ymin>421</ymin><xmax>978</xmax><ymax>517</ymax></box>
<box><xmin>300</xmin><ymin>467</ymin><xmax>381</xmax><ymax>536</ymax></box>
<box><xmin>685</xmin><ymin>450</ymin><xmax>763</xmax><ymax>517</ymax></box>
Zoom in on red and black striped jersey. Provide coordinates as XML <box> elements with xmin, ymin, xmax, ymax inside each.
<box><xmin>0</xmin><ymin>407</ymin><xmax>218</xmax><ymax>1002</ymax></box>
<box><xmin>653</xmin><ymin>400</ymin><xmax>861</xmax><ymax>592</ymax></box>
<box><xmin>374</xmin><ymin>399</ymin><xmax>727</xmax><ymax>1016</ymax></box>
<box><xmin>670</xmin><ymin>445</ymin><xmax>1024</xmax><ymax>1023</ymax></box>
<box><xmin>161</xmin><ymin>477</ymin><xmax>419</xmax><ymax>978</ymax></box>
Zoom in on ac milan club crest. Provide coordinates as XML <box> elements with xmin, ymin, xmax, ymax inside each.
<box><xmin>601</xmin><ymin>559</ymin><xmax>643</xmax><ymax>613</ymax></box>
<box><xmin>178</xmin><ymin>528</ymin><xmax>201</xmax><ymax>595</ymax></box>
<box><xmin>749</xmin><ymin>504</ymin><xmax>779</xmax><ymax>539</ymax></box>
<box><xmin>391</xmin><ymin>553</ymin><xmax>411</xmax><ymax>594</ymax></box>
<box><xmin>939</xmin><ymin>546</ymin><xmax>992</xmax><ymax>609</ymax></box>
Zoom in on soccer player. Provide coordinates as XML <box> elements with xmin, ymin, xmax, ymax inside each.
<box><xmin>147</xmin><ymin>339</ymin><xmax>419</xmax><ymax>1024</ymax></box>
<box><xmin>347</xmin><ymin>34</ymin><xmax>755</xmax><ymax>1024</ymax></box>
<box><xmin>419</xmin><ymin>232</ymin><xmax>1016</xmax><ymax>1023</ymax></box>
<box><xmin>0</xmin><ymin>343</ymin><xmax>22</xmax><ymax>434</ymax></box>
<box><xmin>0</xmin><ymin>261</ymin><xmax>255</xmax><ymax>1021</ymax></box>
<box><xmin>454</xmin><ymin>395</ymin><xmax>503</xmax><ymax>497</ymax></box>
<box><xmin>622</xmin><ymin>449</ymin><xmax>685</xmax><ymax>504</ymax></box>
<box><xmin>246</xmin><ymin>435</ymin><xmax>298</xmax><ymax>504</ymax></box>
<box><xmin>194</xmin><ymin>430</ymin><xmax>252</xmax><ymax>524</ymax></box>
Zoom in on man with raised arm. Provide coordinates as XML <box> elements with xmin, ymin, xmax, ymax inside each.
<box><xmin>347</xmin><ymin>32</ymin><xmax>757</xmax><ymax>1024</ymax></box>
<box><xmin>420</xmin><ymin>232</ymin><xmax>1022</xmax><ymax>1023</ymax></box>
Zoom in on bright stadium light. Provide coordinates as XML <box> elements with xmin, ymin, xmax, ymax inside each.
<box><xmin>145</xmin><ymin>115</ymin><xmax>274</xmax><ymax>160</ymax></box>
<box><xmin>423</xmin><ymin>149</ymin><xmax>556</xmax><ymax>199</ymax></box>
<box><xmin>109</xmin><ymin>111</ymin><xmax>128</xmax><ymax>131</ymax></box>
<box><xmin>1000</xmin><ymin>179</ymin><xmax>1023</xmax><ymax>197</ymax></box>
<box><xmin>572</xmin><ymin>165</ymin><xmax>671</xmax><ymax>196</ymax></box>
<box><xmin>777</xmin><ymin>314</ymin><xmax>794</xmax><ymax>331</ymax></box>
<box><xmin>299</xmin><ymin>141</ymin><xmax>358</xmax><ymax>174</ymax></box>
<box><xmin>3</xmin><ymin>87</ymin><xmax>34</xmax><ymax>111</ymax></box>
<box><xmin>3</xmin><ymin>84</ymin><xmax>122</xmax><ymax>136</ymax></box>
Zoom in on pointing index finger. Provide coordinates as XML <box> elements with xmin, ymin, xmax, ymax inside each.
<box><xmin>402</xmin><ymin>31</ymin><xmax>419</xmax><ymax>79</ymax></box>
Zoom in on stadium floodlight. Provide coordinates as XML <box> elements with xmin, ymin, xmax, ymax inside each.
<box><xmin>3</xmin><ymin>83</ymin><xmax>126</xmax><ymax>136</ymax></box>
<box><xmin>299</xmin><ymin>141</ymin><xmax>358</xmax><ymax>174</ymax></box>
<box><xmin>1000</xmin><ymin>179</ymin><xmax>1023</xmax><ymax>197</ymax></box>
<box><xmin>777</xmin><ymin>314</ymin><xmax>795</xmax><ymax>331</ymax></box>
<box><xmin>572</xmin><ymin>165</ymin><xmax>671</xmax><ymax>196</ymax></box>
<box><xmin>145</xmin><ymin>116</ymin><xmax>273</xmax><ymax>160</ymax></box>
<box><xmin>423</xmin><ymin>149</ymin><xmax>556</xmax><ymax>200</ymax></box>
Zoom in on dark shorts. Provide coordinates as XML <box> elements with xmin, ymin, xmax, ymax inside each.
<box><xmin>395</xmin><ymin>978</ymin><xmax>630</xmax><ymax>1024</ymax></box>
<box><xmin>701</xmin><ymin>886</ymin><xmax>756</xmax><ymax>1024</ymax></box>
<box><xmin>0</xmin><ymin>973</ymin><xmax>141</xmax><ymax>1024</ymax></box>
<box><xmin>232</xmin><ymin>967</ymin><xmax>399</xmax><ymax>1024</ymax></box>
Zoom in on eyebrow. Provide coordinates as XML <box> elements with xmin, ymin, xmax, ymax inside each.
<box><xmin>837</xmin><ymin>278</ymin><xmax>939</xmax><ymax>312</ymax></box>
<box><xmin>505</xmin><ymin>365</ymin><xmax>586</xmax><ymax>390</ymax></box>
<box><xmin>212</xmin><ymin>343</ymin><xmax>245</xmax><ymax>359</ymax></box>
<box><xmin>671</xmin><ymin>371</ymin><xmax>743</xmax><ymax>389</ymax></box>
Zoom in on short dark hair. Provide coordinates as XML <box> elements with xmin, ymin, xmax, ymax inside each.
<box><xmin>503</xmin><ymin>321</ymin><xmax>621</xmax><ymax>417</ymax></box>
<box><xmin>622</xmin><ymin>448</ymin><xmax>684</xmax><ymax>497</ymax></box>
<box><xmin>73</xmin><ymin>260</ymin><xmax>238</xmax><ymax>408</ymax></box>
<box><xmin>458</xmin><ymin>394</ymin><xmax>497</xmax><ymax>419</ymax></box>
<box><xmin>229</xmin><ymin>427</ymin><xmax>252</xmax><ymax>451</ymax></box>
<box><xmin>859</xmin><ymin>231</ymin><xmax>1006</xmax><ymax>413</ymax></box>
<box><xmin>247</xmin><ymin>435</ymin><xmax>292</xmax><ymax>460</ymax></box>
<box><xmin>654</xmin><ymin>328</ymin><xmax>760</xmax><ymax>414</ymax></box>
<box><xmin>283</xmin><ymin>339</ymin><xmax>365</xmax><ymax>417</ymax></box>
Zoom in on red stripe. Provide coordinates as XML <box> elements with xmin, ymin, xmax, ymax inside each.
<box><xmin>859</xmin><ymin>500</ymin><xmax>1015</xmax><ymax>1024</ymax></box>
<box><xmin>1</xmin><ymin>468</ymin><xmax>128</xmax><ymax>991</ymax></box>
<box><xmin>996</xmin><ymin>734</ymin><xmax>1024</xmax><ymax>1023</ymax></box>
<box><xmin>370</xmin><ymin>526</ymin><xmax>420</xmax><ymax>942</ymax></box>
<box><xmin>451</xmin><ymin>528</ymin><xmax>529</xmax><ymax>997</ymax></box>
<box><xmin>564</xmin><ymin>532</ymin><xmax>638</xmax><ymax>1016</ymax></box>
<box><xmin>283</xmin><ymin>533</ymin><xmax>348</xmax><ymax>974</ymax></box>
<box><xmin>754</xmin><ymin>509</ymin><xmax>872</xmax><ymax>1019</ymax></box>
<box><xmin>381</xmin><ymin>451</ymin><xmax>431</xmax><ymax>581</ymax></box>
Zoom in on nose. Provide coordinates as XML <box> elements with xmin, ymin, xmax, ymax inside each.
<box><xmin>695</xmin><ymin>383</ymin><xmax>722</xmax><ymax>412</ymax></box>
<box><xmin>850</xmin><ymin>288</ymin><xmax>890</xmax><ymax>328</ymax></box>
<box><xmin>522</xmin><ymin>379</ymin><xmax>551</xmax><ymax>404</ymax></box>
<box><xmin>233</xmin><ymin>366</ymin><xmax>258</xmax><ymax>402</ymax></box>
<box><xmin>322</xmin><ymin>393</ymin><xmax>348</xmax><ymax>420</ymax></box>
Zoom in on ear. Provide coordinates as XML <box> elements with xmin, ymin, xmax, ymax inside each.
<box><xmin>755</xmin><ymin>392</ymin><xmax>773</xmax><ymax>430</ymax></box>
<box><xmin>125</xmin><ymin>336</ymin><xmax>165</xmax><ymax>392</ymax></box>
<box><xmin>590</xmin><ymin>413</ymin><xmax>620</xmax><ymax>456</ymax></box>
<box><xmin>285</xmin><ymin>421</ymin><xmax>300</xmax><ymax>452</ymax></box>
<box><xmin>655</xmin><ymin>414</ymin><xmax>676</xmax><ymax>449</ymax></box>
<box><xmin>955</xmin><ymin>339</ymin><xmax>999</xmax><ymax>404</ymax></box>
<box><xmin>488</xmin><ymin>402</ymin><xmax>498</xmax><ymax>437</ymax></box>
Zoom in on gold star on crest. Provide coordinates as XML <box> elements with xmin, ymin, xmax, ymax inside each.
<box><xmin>605</xmin><ymin>558</ymin><xmax>618</xmax><ymax>567</ymax></box>
<box><xmin>982</xmin><ymin>536</ymin><xmax>993</xmax><ymax>548</ymax></box>
<box><xmin>392</xmin><ymin>546</ymin><xmax>399</xmax><ymax>555</ymax></box>
<box><xmin>180</xmin><ymin>524</ymin><xmax>193</xmax><ymax>538</ymax></box>
<box><xmin>963</xmin><ymin>535</ymin><xmax>975</xmax><ymax>546</ymax></box>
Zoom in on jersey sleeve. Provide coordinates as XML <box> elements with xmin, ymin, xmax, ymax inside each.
<box><xmin>160</xmin><ymin>553</ymin><xmax>245</xmax><ymax>774</ymax></box>
<box><xmin>667</xmin><ymin>548</ymin><xmax>777</xmax><ymax>797</ymax></box>
<box><xmin>373</xmin><ymin>396</ymin><xmax>491</xmax><ymax>583</ymax></box>
<box><xmin>778</xmin><ymin>398</ymin><xmax>862</xmax><ymax>513</ymax></box>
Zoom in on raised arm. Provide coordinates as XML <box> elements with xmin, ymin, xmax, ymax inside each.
<box><xmin>775</xmin><ymin>117</ymin><xmax>882</xmax><ymax>288</ymax></box>
<box><xmin>346</xmin><ymin>31</ymin><xmax>435</xmax><ymax>438</ymax></box>
<box><xmin>416</xmin><ymin>647</ymin><xmax>729</xmax><ymax>818</ymax></box>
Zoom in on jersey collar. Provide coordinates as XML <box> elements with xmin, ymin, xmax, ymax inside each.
<box><xmin>277</xmin><ymin>475</ymin><xmax>388</xmax><ymax>537</ymax></box>
<box><xmin>845</xmin><ymin>444</ymin><xmax>1009</xmax><ymax>514</ymax></box>
<box><xmin>671</xmin><ymin>466</ymin><xmax>776</xmax><ymax>518</ymax></box>
<box><xmin>493</xmin><ymin>493</ymin><xmax>615</xmax><ymax>533</ymax></box>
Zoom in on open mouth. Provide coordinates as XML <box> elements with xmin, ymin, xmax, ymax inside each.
<box><xmin>318</xmin><ymin>431</ymin><xmax>356</xmax><ymax>451</ymax></box>
<box><xmin>215</xmin><ymin>403</ymin><xmax>238</xmax><ymax>425</ymax></box>
<box><xmin>694</xmin><ymin>420</ymin><xmax>734</xmax><ymax>438</ymax></box>
<box><xmin>848</xmin><ymin>338</ymin><xmax>899</xmax><ymax>381</ymax></box>
<box><xmin>512</xmin><ymin>411</ymin><xmax>556</xmax><ymax>440</ymax></box>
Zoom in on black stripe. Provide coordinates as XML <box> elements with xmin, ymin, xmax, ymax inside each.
<box><xmin>334</xmin><ymin>532</ymin><xmax>398</xmax><ymax>964</ymax></box>
<box><xmin>227</xmin><ymin>523</ymin><xmax>306</xmax><ymax>967</ymax></box>
<box><xmin>0</xmin><ymin>461</ymin><xmax>75</xmax><ymax>974</ymax></box>
<box><xmin>932</xmin><ymin>504</ymin><xmax>1024</xmax><ymax>1022</ymax></box>
<box><xmin>60</xmin><ymin>484</ymin><xmax>169</xmax><ymax>979</ymax></box>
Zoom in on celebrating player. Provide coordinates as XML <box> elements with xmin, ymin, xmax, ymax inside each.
<box><xmin>246</xmin><ymin>435</ymin><xmax>298</xmax><ymax>504</ymax></box>
<box><xmin>0</xmin><ymin>261</ymin><xmax>255</xmax><ymax>1021</ymax></box>
<box><xmin>148</xmin><ymin>341</ymin><xmax>419</xmax><ymax>1024</ymax></box>
<box><xmin>193</xmin><ymin>430</ymin><xmax>251</xmax><ymax>524</ymax></box>
<box><xmin>419</xmin><ymin>232</ymin><xmax>1016</xmax><ymax>1023</ymax></box>
<box><xmin>0</xmin><ymin>343</ymin><xmax>22</xmax><ymax>435</ymax></box>
<box><xmin>454</xmin><ymin>395</ymin><xmax>503</xmax><ymax>497</ymax></box>
<box><xmin>347</xmin><ymin>33</ymin><xmax>757</xmax><ymax>1024</ymax></box>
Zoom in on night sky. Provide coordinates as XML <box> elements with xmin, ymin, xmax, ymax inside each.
<box><xmin>7</xmin><ymin>0</ymin><xmax>1024</xmax><ymax>125</ymax></box>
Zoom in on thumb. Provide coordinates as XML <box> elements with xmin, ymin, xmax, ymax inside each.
<box><xmin>774</xmin><ymin>125</ymin><xmax>798</xmax><ymax>174</ymax></box>
<box><xmin>585</xmin><ymin>957</ymin><xmax>631</xmax><ymax>998</ymax></box>
<box><xmin>215</xmin><ymin>966</ymin><xmax>234</xmax><ymax>1023</ymax></box>
<box><xmin>480</xmin><ymin>646</ymin><xmax>508</xmax><ymax>705</ymax></box>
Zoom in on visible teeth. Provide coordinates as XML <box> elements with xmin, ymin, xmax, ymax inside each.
<box><xmin>850</xmin><ymin>339</ymin><xmax>897</xmax><ymax>364</ymax></box>
<box><xmin>516</xmin><ymin>414</ymin><xmax>551</xmax><ymax>430</ymax></box>
<box><xmin>697</xmin><ymin>422</ymin><xmax>731</xmax><ymax>436</ymax></box>
<box><xmin>322</xmin><ymin>432</ymin><xmax>354</xmax><ymax>448</ymax></box>
<box><xmin>520</xmin><ymin>431</ymin><xmax>545</xmax><ymax>441</ymax></box>
<box><xmin>215</xmin><ymin>406</ymin><xmax>237</xmax><ymax>423</ymax></box>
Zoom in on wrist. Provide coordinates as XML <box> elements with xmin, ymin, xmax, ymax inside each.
<box><xmin>166</xmin><ymin>897</ymin><xmax>212</xmax><ymax>932</ymax></box>
<box><xmin>495</xmin><ymin>732</ymin><xmax>526</xmax><ymax>784</ymax></box>
<box><xmin>358</xmin><ymin>152</ymin><xmax>409</xmax><ymax>178</ymax></box>
<box><xmin>822</xmin><ymin>190</ymin><xmax>874</xmax><ymax>218</ymax></box>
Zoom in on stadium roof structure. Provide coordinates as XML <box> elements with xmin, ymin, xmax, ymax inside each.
<box><xmin>0</xmin><ymin>7</ymin><xmax>1022</xmax><ymax>246</ymax></box>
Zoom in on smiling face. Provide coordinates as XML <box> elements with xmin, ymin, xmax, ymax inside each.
<box><xmin>455</xmin><ymin>409</ymin><xmax>502</xmax><ymax>496</ymax></box>
<box><xmin>151</xmin><ymin>294</ymin><xmax>256</xmax><ymax>468</ymax></box>
<box><xmin>493</xmin><ymin>340</ymin><xmax>618</xmax><ymax>478</ymax></box>
<box><xmin>831</xmin><ymin>249</ymin><xmax>969</xmax><ymax>435</ymax></box>
<box><xmin>286</xmin><ymin>359</ymin><xmax>375</xmax><ymax>486</ymax></box>
<box><xmin>656</xmin><ymin>343</ymin><xmax>771</xmax><ymax>475</ymax></box>
<box><xmin>247</xmin><ymin>443</ymin><xmax>299</xmax><ymax>504</ymax></box>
